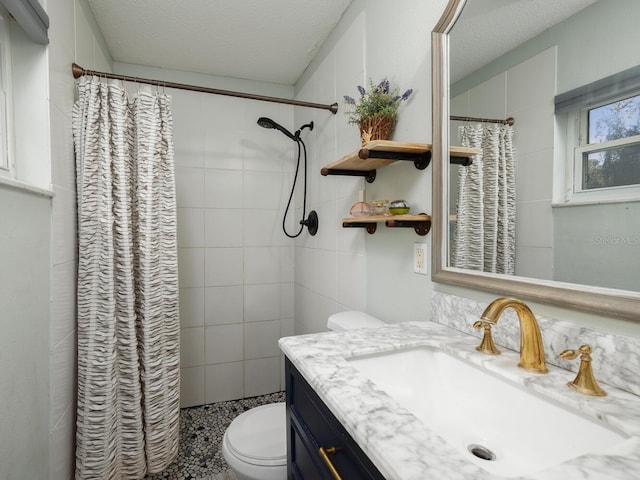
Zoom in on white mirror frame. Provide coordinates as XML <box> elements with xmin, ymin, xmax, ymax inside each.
<box><xmin>431</xmin><ymin>0</ymin><xmax>639</xmax><ymax>322</ymax></box>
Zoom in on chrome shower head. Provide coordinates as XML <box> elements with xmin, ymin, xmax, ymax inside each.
<box><xmin>257</xmin><ymin>117</ymin><xmax>297</xmax><ymax>141</ymax></box>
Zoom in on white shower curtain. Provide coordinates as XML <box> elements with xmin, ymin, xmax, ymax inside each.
<box><xmin>451</xmin><ymin>123</ymin><xmax>516</xmax><ymax>274</ymax></box>
<box><xmin>72</xmin><ymin>77</ymin><xmax>180</xmax><ymax>479</ymax></box>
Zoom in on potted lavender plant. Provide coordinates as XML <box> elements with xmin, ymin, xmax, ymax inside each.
<box><xmin>343</xmin><ymin>78</ymin><xmax>413</xmax><ymax>145</ymax></box>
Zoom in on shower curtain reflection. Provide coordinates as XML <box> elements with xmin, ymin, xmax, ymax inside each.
<box><xmin>451</xmin><ymin>123</ymin><xmax>516</xmax><ymax>274</ymax></box>
<box><xmin>72</xmin><ymin>77</ymin><xmax>180</xmax><ymax>479</ymax></box>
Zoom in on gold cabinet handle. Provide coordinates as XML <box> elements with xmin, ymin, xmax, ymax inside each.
<box><xmin>319</xmin><ymin>446</ymin><xmax>343</xmax><ymax>480</ymax></box>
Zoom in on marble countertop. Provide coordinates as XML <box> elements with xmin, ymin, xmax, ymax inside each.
<box><xmin>279</xmin><ymin>321</ymin><xmax>640</xmax><ymax>480</ymax></box>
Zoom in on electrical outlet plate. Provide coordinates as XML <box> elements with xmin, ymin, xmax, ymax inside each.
<box><xmin>414</xmin><ymin>243</ymin><xmax>427</xmax><ymax>275</ymax></box>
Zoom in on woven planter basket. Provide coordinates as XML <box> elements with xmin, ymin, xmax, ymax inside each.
<box><xmin>358</xmin><ymin>115</ymin><xmax>395</xmax><ymax>145</ymax></box>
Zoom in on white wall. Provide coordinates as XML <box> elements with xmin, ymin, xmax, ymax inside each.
<box><xmin>292</xmin><ymin>0</ymin><xmax>450</xmax><ymax>331</ymax></box>
<box><xmin>0</xmin><ymin>187</ymin><xmax>50</xmax><ymax>480</ymax></box>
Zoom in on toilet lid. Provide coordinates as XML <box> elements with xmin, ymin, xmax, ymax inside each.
<box><xmin>226</xmin><ymin>402</ymin><xmax>287</xmax><ymax>466</ymax></box>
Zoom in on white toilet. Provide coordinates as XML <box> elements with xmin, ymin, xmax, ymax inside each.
<box><xmin>221</xmin><ymin>311</ymin><xmax>385</xmax><ymax>480</ymax></box>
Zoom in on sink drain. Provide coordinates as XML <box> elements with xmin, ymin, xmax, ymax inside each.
<box><xmin>467</xmin><ymin>444</ymin><xmax>496</xmax><ymax>461</ymax></box>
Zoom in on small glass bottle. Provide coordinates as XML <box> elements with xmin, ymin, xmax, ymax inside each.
<box><xmin>371</xmin><ymin>199</ymin><xmax>390</xmax><ymax>216</ymax></box>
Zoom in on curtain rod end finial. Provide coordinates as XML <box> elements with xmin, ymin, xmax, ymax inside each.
<box><xmin>72</xmin><ymin>63</ymin><xmax>84</xmax><ymax>79</ymax></box>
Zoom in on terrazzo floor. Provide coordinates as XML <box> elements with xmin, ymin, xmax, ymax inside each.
<box><xmin>145</xmin><ymin>391</ymin><xmax>285</xmax><ymax>480</ymax></box>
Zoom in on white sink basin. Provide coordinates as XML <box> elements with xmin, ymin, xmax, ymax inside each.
<box><xmin>347</xmin><ymin>346</ymin><xmax>626</xmax><ymax>477</ymax></box>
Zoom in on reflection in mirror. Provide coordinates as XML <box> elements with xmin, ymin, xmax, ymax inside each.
<box><xmin>431</xmin><ymin>0</ymin><xmax>640</xmax><ymax>321</ymax></box>
<box><xmin>448</xmin><ymin>0</ymin><xmax>640</xmax><ymax>292</ymax></box>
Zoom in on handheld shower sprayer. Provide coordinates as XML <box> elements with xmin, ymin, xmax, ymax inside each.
<box><xmin>256</xmin><ymin>116</ymin><xmax>318</xmax><ymax>237</ymax></box>
<box><xmin>257</xmin><ymin>117</ymin><xmax>297</xmax><ymax>141</ymax></box>
<box><xmin>257</xmin><ymin>117</ymin><xmax>314</xmax><ymax>140</ymax></box>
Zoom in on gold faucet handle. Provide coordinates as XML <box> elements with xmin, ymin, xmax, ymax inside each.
<box><xmin>473</xmin><ymin>320</ymin><xmax>501</xmax><ymax>355</ymax></box>
<box><xmin>559</xmin><ymin>345</ymin><xmax>606</xmax><ymax>397</ymax></box>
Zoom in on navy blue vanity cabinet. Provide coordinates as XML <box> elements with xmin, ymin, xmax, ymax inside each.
<box><xmin>285</xmin><ymin>358</ymin><xmax>385</xmax><ymax>480</ymax></box>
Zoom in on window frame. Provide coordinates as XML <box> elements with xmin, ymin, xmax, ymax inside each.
<box><xmin>564</xmin><ymin>91</ymin><xmax>640</xmax><ymax>205</ymax></box>
<box><xmin>0</xmin><ymin>10</ymin><xmax>13</xmax><ymax>179</ymax></box>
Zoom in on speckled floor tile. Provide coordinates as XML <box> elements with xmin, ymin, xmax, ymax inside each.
<box><xmin>145</xmin><ymin>391</ymin><xmax>285</xmax><ymax>480</ymax></box>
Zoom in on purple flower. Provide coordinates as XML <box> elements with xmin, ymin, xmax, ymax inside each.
<box><xmin>344</xmin><ymin>95</ymin><xmax>356</xmax><ymax>104</ymax></box>
<box><xmin>357</xmin><ymin>85</ymin><xmax>366</xmax><ymax>96</ymax></box>
<box><xmin>379</xmin><ymin>79</ymin><xmax>390</xmax><ymax>94</ymax></box>
<box><xmin>391</xmin><ymin>95</ymin><xmax>401</xmax><ymax>103</ymax></box>
<box><xmin>401</xmin><ymin>89</ymin><xmax>413</xmax><ymax>101</ymax></box>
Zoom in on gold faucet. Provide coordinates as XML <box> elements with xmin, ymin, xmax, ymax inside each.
<box><xmin>559</xmin><ymin>345</ymin><xmax>607</xmax><ymax>397</ymax></box>
<box><xmin>473</xmin><ymin>297</ymin><xmax>548</xmax><ymax>374</ymax></box>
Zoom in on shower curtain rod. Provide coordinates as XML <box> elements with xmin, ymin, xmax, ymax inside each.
<box><xmin>72</xmin><ymin>63</ymin><xmax>339</xmax><ymax>114</ymax></box>
<box><xmin>451</xmin><ymin>115</ymin><xmax>515</xmax><ymax>126</ymax></box>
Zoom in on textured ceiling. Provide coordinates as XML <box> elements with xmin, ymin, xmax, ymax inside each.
<box><xmin>86</xmin><ymin>0</ymin><xmax>353</xmax><ymax>85</ymax></box>
<box><xmin>450</xmin><ymin>0</ymin><xmax>599</xmax><ymax>83</ymax></box>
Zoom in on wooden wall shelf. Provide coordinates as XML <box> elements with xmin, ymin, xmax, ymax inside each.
<box><xmin>342</xmin><ymin>213</ymin><xmax>432</xmax><ymax>236</ymax></box>
<box><xmin>320</xmin><ymin>140</ymin><xmax>479</xmax><ymax>183</ymax></box>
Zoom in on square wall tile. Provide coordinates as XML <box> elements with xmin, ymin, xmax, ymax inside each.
<box><xmin>205</xmin><ymin>170</ymin><xmax>243</xmax><ymax>209</ymax></box>
<box><xmin>337</xmin><ymin>252</ymin><xmax>366</xmax><ymax>310</ymax></box>
<box><xmin>51</xmin><ymin>330</ymin><xmax>76</xmax><ymax>425</ymax></box>
<box><xmin>180</xmin><ymin>366</ymin><xmax>205</xmax><ymax>408</ymax></box>
<box><xmin>205</xmin><ymin>362</ymin><xmax>244</xmax><ymax>403</ymax></box>
<box><xmin>280</xmin><ymin>283</ymin><xmax>294</xmax><ymax>319</ymax></box>
<box><xmin>243</xmin><ymin>171</ymin><xmax>284</xmax><ymax>210</ymax></box>
<box><xmin>507</xmin><ymin>47</ymin><xmax>556</xmax><ymax>113</ymax></box>
<box><xmin>171</xmin><ymin>90</ymin><xmax>205</xmax><ymax>168</ymax></box>
<box><xmin>175</xmin><ymin>167</ymin><xmax>205</xmax><ymax>208</ymax></box>
<box><xmin>204</xmin><ymin>128</ymin><xmax>244</xmax><ymax>170</ymax></box>
<box><xmin>204</xmin><ymin>247</ymin><xmax>243</xmax><ymax>286</ymax></box>
<box><xmin>178</xmin><ymin>248</ymin><xmax>204</xmax><ymax>288</ymax></box>
<box><xmin>244</xmin><ymin>284</ymin><xmax>280</xmax><ymax>322</ymax></box>
<box><xmin>205</xmin><ymin>209</ymin><xmax>243</xmax><ymax>247</ymax></box>
<box><xmin>244</xmin><ymin>320</ymin><xmax>281</xmax><ymax>360</ymax></box>
<box><xmin>52</xmin><ymin>186</ymin><xmax>77</xmax><ymax>266</ymax></box>
<box><xmin>203</xmin><ymin>94</ymin><xmax>245</xmax><ymax>134</ymax></box>
<box><xmin>205</xmin><ymin>324</ymin><xmax>244</xmax><ymax>364</ymax></box>
<box><xmin>315</xmin><ymin>249</ymin><xmax>337</xmax><ymax>301</ymax></box>
<box><xmin>245</xmin><ymin>357</ymin><xmax>281</xmax><ymax>397</ymax></box>
<box><xmin>243</xmin><ymin>209</ymin><xmax>285</xmax><ymax>247</ymax></box>
<box><xmin>179</xmin><ymin>287</ymin><xmax>204</xmax><ymax>328</ymax></box>
<box><xmin>469</xmin><ymin>73</ymin><xmax>507</xmax><ymax>119</ymax></box>
<box><xmin>180</xmin><ymin>327</ymin><xmax>205</xmax><ymax>367</ymax></box>
<box><xmin>205</xmin><ymin>286</ymin><xmax>243</xmax><ymax>325</ymax></box>
<box><xmin>51</xmin><ymin>260</ymin><xmax>77</xmax><ymax>346</ymax></box>
<box><xmin>244</xmin><ymin>247</ymin><xmax>281</xmax><ymax>284</ymax></box>
<box><xmin>177</xmin><ymin>208</ymin><xmax>205</xmax><ymax>248</ymax></box>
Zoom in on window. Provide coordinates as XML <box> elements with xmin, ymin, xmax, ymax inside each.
<box><xmin>574</xmin><ymin>93</ymin><xmax>640</xmax><ymax>195</ymax></box>
<box><xmin>0</xmin><ymin>11</ymin><xmax>12</xmax><ymax>178</ymax></box>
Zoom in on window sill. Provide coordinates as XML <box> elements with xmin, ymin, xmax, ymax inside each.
<box><xmin>0</xmin><ymin>175</ymin><xmax>55</xmax><ymax>198</ymax></box>
<box><xmin>552</xmin><ymin>197</ymin><xmax>640</xmax><ymax>208</ymax></box>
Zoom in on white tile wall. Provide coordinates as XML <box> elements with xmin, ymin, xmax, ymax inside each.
<box><xmin>204</xmin><ymin>247</ymin><xmax>243</xmax><ymax>286</ymax></box>
<box><xmin>245</xmin><ymin>357</ymin><xmax>281</xmax><ymax>397</ymax></box>
<box><xmin>180</xmin><ymin>328</ymin><xmax>205</xmax><ymax>367</ymax></box>
<box><xmin>181</xmin><ymin>366</ymin><xmax>205</xmax><ymax>407</ymax></box>
<box><xmin>205</xmin><ymin>324</ymin><xmax>244</xmax><ymax>364</ymax></box>
<box><xmin>205</xmin><ymin>362</ymin><xmax>244</xmax><ymax>403</ymax></box>
<box><xmin>179</xmin><ymin>287</ymin><xmax>205</xmax><ymax>328</ymax></box>
<box><xmin>205</xmin><ymin>286</ymin><xmax>243</xmax><ymax>325</ymax></box>
<box><xmin>244</xmin><ymin>284</ymin><xmax>281</xmax><ymax>322</ymax></box>
<box><xmin>169</xmin><ymin>81</ymin><xmax>296</xmax><ymax>407</ymax></box>
<box><xmin>245</xmin><ymin>320</ymin><xmax>281</xmax><ymax>359</ymax></box>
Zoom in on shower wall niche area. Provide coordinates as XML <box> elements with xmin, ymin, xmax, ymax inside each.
<box><xmin>172</xmin><ymin>85</ymin><xmax>296</xmax><ymax>408</ymax></box>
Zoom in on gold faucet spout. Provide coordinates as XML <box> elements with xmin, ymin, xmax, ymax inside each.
<box><xmin>480</xmin><ymin>297</ymin><xmax>548</xmax><ymax>374</ymax></box>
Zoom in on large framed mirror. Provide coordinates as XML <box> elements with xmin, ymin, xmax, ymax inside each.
<box><xmin>432</xmin><ymin>0</ymin><xmax>639</xmax><ymax>321</ymax></box>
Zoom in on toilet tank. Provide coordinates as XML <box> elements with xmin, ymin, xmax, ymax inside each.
<box><xmin>327</xmin><ymin>311</ymin><xmax>385</xmax><ymax>331</ymax></box>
